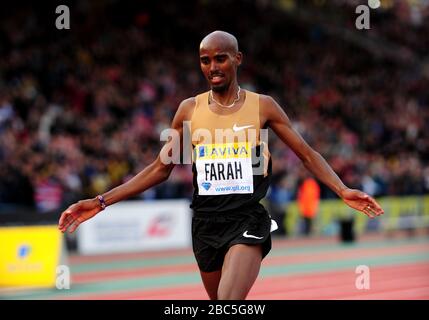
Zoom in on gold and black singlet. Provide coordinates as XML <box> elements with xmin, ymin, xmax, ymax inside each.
<box><xmin>189</xmin><ymin>90</ymin><xmax>272</xmax><ymax>213</ymax></box>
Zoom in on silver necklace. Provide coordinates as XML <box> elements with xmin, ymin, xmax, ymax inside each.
<box><xmin>210</xmin><ymin>86</ymin><xmax>241</xmax><ymax>108</ymax></box>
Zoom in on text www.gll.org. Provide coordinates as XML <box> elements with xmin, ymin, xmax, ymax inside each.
<box><xmin>215</xmin><ymin>185</ymin><xmax>251</xmax><ymax>192</ymax></box>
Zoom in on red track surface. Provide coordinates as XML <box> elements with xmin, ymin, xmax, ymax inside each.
<box><xmin>65</xmin><ymin>233</ymin><xmax>429</xmax><ymax>300</ymax></box>
<box><xmin>71</xmin><ymin>242</ymin><xmax>428</xmax><ymax>285</ymax></box>
<box><xmin>70</xmin><ymin>262</ymin><xmax>429</xmax><ymax>300</ymax></box>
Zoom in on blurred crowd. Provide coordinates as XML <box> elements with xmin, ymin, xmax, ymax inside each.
<box><xmin>0</xmin><ymin>0</ymin><xmax>428</xmax><ymax>214</ymax></box>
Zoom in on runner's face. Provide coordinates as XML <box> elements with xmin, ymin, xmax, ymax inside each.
<box><xmin>199</xmin><ymin>46</ymin><xmax>241</xmax><ymax>93</ymax></box>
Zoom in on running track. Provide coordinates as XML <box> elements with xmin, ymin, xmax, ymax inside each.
<box><xmin>2</xmin><ymin>233</ymin><xmax>428</xmax><ymax>300</ymax></box>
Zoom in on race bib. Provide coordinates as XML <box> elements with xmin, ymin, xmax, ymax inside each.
<box><xmin>194</xmin><ymin>142</ymin><xmax>254</xmax><ymax>195</ymax></box>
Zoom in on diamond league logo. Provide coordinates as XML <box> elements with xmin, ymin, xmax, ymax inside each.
<box><xmin>202</xmin><ymin>182</ymin><xmax>212</xmax><ymax>191</ymax></box>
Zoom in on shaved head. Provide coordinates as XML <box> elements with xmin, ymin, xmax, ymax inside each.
<box><xmin>199</xmin><ymin>31</ymin><xmax>242</xmax><ymax>93</ymax></box>
<box><xmin>200</xmin><ymin>31</ymin><xmax>239</xmax><ymax>54</ymax></box>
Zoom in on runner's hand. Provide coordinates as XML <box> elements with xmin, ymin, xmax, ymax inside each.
<box><xmin>340</xmin><ymin>188</ymin><xmax>384</xmax><ymax>219</ymax></box>
<box><xmin>58</xmin><ymin>198</ymin><xmax>101</xmax><ymax>233</ymax></box>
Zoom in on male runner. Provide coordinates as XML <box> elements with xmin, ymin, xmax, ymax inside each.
<box><xmin>59</xmin><ymin>31</ymin><xmax>384</xmax><ymax>300</ymax></box>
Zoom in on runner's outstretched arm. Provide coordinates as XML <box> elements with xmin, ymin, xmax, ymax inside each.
<box><xmin>261</xmin><ymin>95</ymin><xmax>384</xmax><ymax>219</ymax></box>
<box><xmin>58</xmin><ymin>98</ymin><xmax>195</xmax><ymax>233</ymax></box>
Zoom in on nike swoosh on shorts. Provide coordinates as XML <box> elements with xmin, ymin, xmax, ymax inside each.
<box><xmin>243</xmin><ymin>230</ymin><xmax>264</xmax><ymax>239</ymax></box>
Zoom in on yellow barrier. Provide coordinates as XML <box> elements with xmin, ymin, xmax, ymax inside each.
<box><xmin>0</xmin><ymin>225</ymin><xmax>63</xmax><ymax>288</ymax></box>
<box><xmin>282</xmin><ymin>195</ymin><xmax>429</xmax><ymax>236</ymax></box>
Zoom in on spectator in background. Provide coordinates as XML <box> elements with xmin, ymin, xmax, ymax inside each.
<box><xmin>297</xmin><ymin>171</ymin><xmax>320</xmax><ymax>236</ymax></box>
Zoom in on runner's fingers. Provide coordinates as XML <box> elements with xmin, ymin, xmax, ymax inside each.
<box><xmin>59</xmin><ymin>210</ymin><xmax>72</xmax><ymax>226</ymax></box>
<box><xmin>361</xmin><ymin>199</ymin><xmax>383</xmax><ymax>216</ymax></box>
<box><xmin>59</xmin><ymin>213</ymin><xmax>71</xmax><ymax>230</ymax></box>
<box><xmin>362</xmin><ymin>206</ymin><xmax>375</xmax><ymax>219</ymax></box>
<box><xmin>370</xmin><ymin>204</ymin><xmax>383</xmax><ymax>216</ymax></box>
<box><xmin>60</xmin><ymin>213</ymin><xmax>77</xmax><ymax>232</ymax></box>
<box><xmin>368</xmin><ymin>197</ymin><xmax>384</xmax><ymax>214</ymax></box>
<box><xmin>59</xmin><ymin>203</ymin><xmax>80</xmax><ymax>225</ymax></box>
<box><xmin>68</xmin><ymin>220</ymin><xmax>81</xmax><ymax>233</ymax></box>
<box><xmin>368</xmin><ymin>207</ymin><xmax>379</xmax><ymax>217</ymax></box>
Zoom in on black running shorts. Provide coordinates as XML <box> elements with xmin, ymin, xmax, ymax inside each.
<box><xmin>192</xmin><ymin>203</ymin><xmax>272</xmax><ymax>272</ymax></box>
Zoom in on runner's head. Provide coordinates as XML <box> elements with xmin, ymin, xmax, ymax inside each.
<box><xmin>199</xmin><ymin>31</ymin><xmax>242</xmax><ymax>93</ymax></box>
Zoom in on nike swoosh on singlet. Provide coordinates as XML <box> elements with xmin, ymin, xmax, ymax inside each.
<box><xmin>242</xmin><ymin>231</ymin><xmax>264</xmax><ymax>239</ymax></box>
<box><xmin>232</xmin><ymin>124</ymin><xmax>254</xmax><ymax>132</ymax></box>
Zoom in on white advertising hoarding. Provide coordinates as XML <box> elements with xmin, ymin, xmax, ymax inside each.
<box><xmin>77</xmin><ymin>199</ymin><xmax>192</xmax><ymax>255</ymax></box>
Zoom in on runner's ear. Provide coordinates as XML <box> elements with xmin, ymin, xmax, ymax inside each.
<box><xmin>236</xmin><ymin>52</ymin><xmax>243</xmax><ymax>66</ymax></box>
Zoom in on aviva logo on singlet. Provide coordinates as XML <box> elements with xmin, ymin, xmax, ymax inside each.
<box><xmin>194</xmin><ymin>142</ymin><xmax>254</xmax><ymax>195</ymax></box>
<box><xmin>195</xmin><ymin>142</ymin><xmax>250</xmax><ymax>160</ymax></box>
